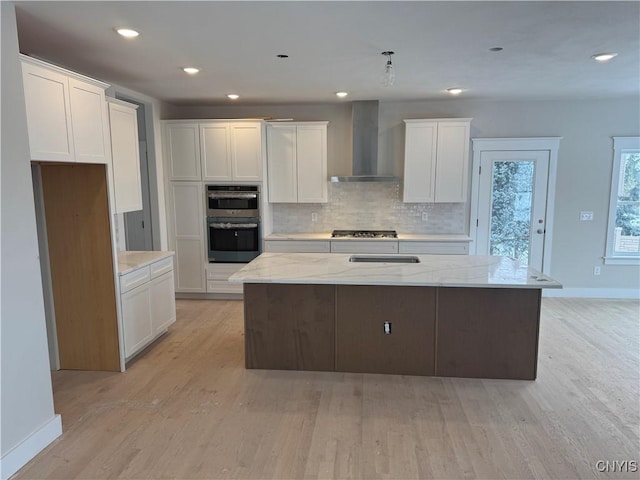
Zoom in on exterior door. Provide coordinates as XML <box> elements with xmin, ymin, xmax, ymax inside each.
<box><xmin>475</xmin><ymin>150</ymin><xmax>550</xmax><ymax>270</ymax></box>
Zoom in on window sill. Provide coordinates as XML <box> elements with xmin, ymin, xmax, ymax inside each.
<box><xmin>603</xmin><ymin>256</ymin><xmax>640</xmax><ymax>266</ymax></box>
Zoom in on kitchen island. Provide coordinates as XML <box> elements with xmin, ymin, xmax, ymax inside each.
<box><xmin>230</xmin><ymin>253</ymin><xmax>562</xmax><ymax>380</ymax></box>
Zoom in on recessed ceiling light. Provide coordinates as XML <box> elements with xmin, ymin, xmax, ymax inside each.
<box><xmin>335</xmin><ymin>92</ymin><xmax>349</xmax><ymax>98</ymax></box>
<box><xmin>447</xmin><ymin>88</ymin><xmax>463</xmax><ymax>95</ymax></box>
<box><xmin>115</xmin><ymin>28</ymin><xmax>139</xmax><ymax>38</ymax></box>
<box><xmin>591</xmin><ymin>53</ymin><xmax>618</xmax><ymax>62</ymax></box>
<box><xmin>182</xmin><ymin>67</ymin><xmax>200</xmax><ymax>75</ymax></box>
<box><xmin>489</xmin><ymin>47</ymin><xmax>503</xmax><ymax>52</ymax></box>
<box><xmin>227</xmin><ymin>94</ymin><xmax>240</xmax><ymax>100</ymax></box>
<box><xmin>276</xmin><ymin>54</ymin><xmax>289</xmax><ymax>58</ymax></box>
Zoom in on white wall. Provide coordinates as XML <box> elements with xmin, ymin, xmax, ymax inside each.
<box><xmin>166</xmin><ymin>95</ymin><xmax>640</xmax><ymax>292</ymax></box>
<box><xmin>0</xmin><ymin>3</ymin><xmax>60</xmax><ymax>478</ymax></box>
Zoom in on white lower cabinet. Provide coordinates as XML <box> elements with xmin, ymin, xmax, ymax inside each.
<box><xmin>119</xmin><ymin>255</ymin><xmax>176</xmax><ymax>360</ymax></box>
<box><xmin>399</xmin><ymin>241</ymin><xmax>469</xmax><ymax>255</ymax></box>
<box><xmin>264</xmin><ymin>240</ymin><xmax>330</xmax><ymax>253</ymax></box>
<box><xmin>330</xmin><ymin>241</ymin><xmax>399</xmax><ymax>254</ymax></box>
<box><xmin>206</xmin><ymin>264</ymin><xmax>244</xmax><ymax>294</ymax></box>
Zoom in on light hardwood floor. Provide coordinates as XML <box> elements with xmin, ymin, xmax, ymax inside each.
<box><xmin>14</xmin><ymin>298</ymin><xmax>640</xmax><ymax>480</ymax></box>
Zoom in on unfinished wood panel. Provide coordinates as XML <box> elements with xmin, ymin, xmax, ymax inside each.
<box><xmin>41</xmin><ymin>163</ymin><xmax>120</xmax><ymax>371</ymax></box>
<box><xmin>336</xmin><ymin>285</ymin><xmax>436</xmax><ymax>376</ymax></box>
<box><xmin>244</xmin><ymin>283</ymin><xmax>335</xmax><ymax>371</ymax></box>
<box><xmin>436</xmin><ymin>287</ymin><xmax>541</xmax><ymax>380</ymax></box>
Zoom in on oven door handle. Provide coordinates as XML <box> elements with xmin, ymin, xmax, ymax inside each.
<box><xmin>208</xmin><ymin>192</ymin><xmax>258</xmax><ymax>199</ymax></box>
<box><xmin>210</xmin><ymin>222</ymin><xmax>258</xmax><ymax>229</ymax></box>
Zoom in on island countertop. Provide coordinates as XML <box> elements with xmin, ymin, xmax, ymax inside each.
<box><xmin>229</xmin><ymin>252</ymin><xmax>562</xmax><ymax>289</ymax></box>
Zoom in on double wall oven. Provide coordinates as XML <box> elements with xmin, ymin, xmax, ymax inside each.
<box><xmin>206</xmin><ymin>185</ymin><xmax>261</xmax><ymax>263</ymax></box>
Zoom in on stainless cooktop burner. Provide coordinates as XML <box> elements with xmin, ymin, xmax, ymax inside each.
<box><xmin>331</xmin><ymin>230</ymin><xmax>398</xmax><ymax>239</ymax></box>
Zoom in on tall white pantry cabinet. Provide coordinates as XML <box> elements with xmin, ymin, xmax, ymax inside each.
<box><xmin>162</xmin><ymin>120</ymin><xmax>265</xmax><ymax>293</ymax></box>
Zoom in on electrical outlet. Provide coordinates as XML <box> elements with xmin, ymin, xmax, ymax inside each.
<box><xmin>311</xmin><ymin>212</ymin><xmax>318</xmax><ymax>222</ymax></box>
<box><xmin>593</xmin><ymin>266</ymin><xmax>601</xmax><ymax>276</ymax></box>
<box><xmin>580</xmin><ymin>211</ymin><xmax>594</xmax><ymax>221</ymax></box>
<box><xmin>422</xmin><ymin>212</ymin><xmax>428</xmax><ymax>222</ymax></box>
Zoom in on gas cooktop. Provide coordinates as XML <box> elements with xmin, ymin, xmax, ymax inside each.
<box><xmin>331</xmin><ymin>230</ymin><xmax>398</xmax><ymax>239</ymax></box>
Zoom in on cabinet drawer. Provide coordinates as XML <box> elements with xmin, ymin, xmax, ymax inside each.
<box><xmin>207</xmin><ymin>280</ymin><xmax>243</xmax><ymax>294</ymax></box>
<box><xmin>330</xmin><ymin>241</ymin><xmax>399</xmax><ymax>254</ymax></box>
<box><xmin>264</xmin><ymin>240</ymin><xmax>330</xmax><ymax>253</ymax></box>
<box><xmin>206</xmin><ymin>263</ymin><xmax>244</xmax><ymax>280</ymax></box>
<box><xmin>399</xmin><ymin>242</ymin><xmax>469</xmax><ymax>255</ymax></box>
<box><xmin>150</xmin><ymin>256</ymin><xmax>175</xmax><ymax>278</ymax></box>
<box><xmin>120</xmin><ymin>266</ymin><xmax>151</xmax><ymax>293</ymax></box>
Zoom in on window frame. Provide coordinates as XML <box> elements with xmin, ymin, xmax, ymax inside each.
<box><xmin>604</xmin><ymin>137</ymin><xmax>640</xmax><ymax>265</ymax></box>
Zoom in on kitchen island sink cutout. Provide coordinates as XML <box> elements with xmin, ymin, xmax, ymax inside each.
<box><xmin>349</xmin><ymin>255</ymin><xmax>420</xmax><ymax>263</ymax></box>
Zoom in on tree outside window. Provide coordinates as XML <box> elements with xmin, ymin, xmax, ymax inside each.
<box><xmin>606</xmin><ymin>138</ymin><xmax>640</xmax><ymax>263</ymax></box>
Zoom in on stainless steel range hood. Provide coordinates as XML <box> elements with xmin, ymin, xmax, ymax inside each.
<box><xmin>330</xmin><ymin>100</ymin><xmax>399</xmax><ymax>182</ymax></box>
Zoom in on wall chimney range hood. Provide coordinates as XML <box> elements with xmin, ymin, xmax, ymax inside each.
<box><xmin>330</xmin><ymin>100</ymin><xmax>399</xmax><ymax>182</ymax></box>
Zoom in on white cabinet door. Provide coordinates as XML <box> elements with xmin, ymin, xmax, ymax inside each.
<box><xmin>21</xmin><ymin>60</ymin><xmax>75</xmax><ymax>162</ymax></box>
<box><xmin>403</xmin><ymin>119</ymin><xmax>471</xmax><ymax>203</ymax></box>
<box><xmin>108</xmin><ymin>99</ymin><xmax>142</xmax><ymax>213</ymax></box>
<box><xmin>267</xmin><ymin>125</ymin><xmax>297</xmax><ymax>202</ymax></box>
<box><xmin>121</xmin><ymin>284</ymin><xmax>152</xmax><ymax>358</ymax></box>
<box><xmin>231</xmin><ymin>123</ymin><xmax>262</xmax><ymax>181</ymax></box>
<box><xmin>297</xmin><ymin>125</ymin><xmax>327</xmax><ymax>203</ymax></box>
<box><xmin>434</xmin><ymin>121</ymin><xmax>470</xmax><ymax>203</ymax></box>
<box><xmin>69</xmin><ymin>78</ymin><xmax>110</xmax><ymax>164</ymax></box>
<box><xmin>169</xmin><ymin>182</ymin><xmax>205</xmax><ymax>292</ymax></box>
<box><xmin>165</xmin><ymin>123</ymin><xmax>201</xmax><ymax>180</ymax></box>
<box><xmin>403</xmin><ymin>122</ymin><xmax>437</xmax><ymax>203</ymax></box>
<box><xmin>201</xmin><ymin>123</ymin><xmax>232</xmax><ymax>181</ymax></box>
<box><xmin>150</xmin><ymin>271</ymin><xmax>176</xmax><ymax>333</ymax></box>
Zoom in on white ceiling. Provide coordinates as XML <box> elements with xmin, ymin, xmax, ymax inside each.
<box><xmin>14</xmin><ymin>1</ymin><xmax>640</xmax><ymax>106</ymax></box>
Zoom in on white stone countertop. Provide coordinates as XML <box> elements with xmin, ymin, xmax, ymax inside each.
<box><xmin>229</xmin><ymin>252</ymin><xmax>562</xmax><ymax>289</ymax></box>
<box><xmin>264</xmin><ymin>233</ymin><xmax>472</xmax><ymax>242</ymax></box>
<box><xmin>117</xmin><ymin>250</ymin><xmax>175</xmax><ymax>275</ymax></box>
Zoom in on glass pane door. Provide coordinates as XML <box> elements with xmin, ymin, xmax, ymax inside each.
<box><xmin>476</xmin><ymin>151</ymin><xmax>550</xmax><ymax>270</ymax></box>
<box><xmin>489</xmin><ymin>161</ymin><xmax>535</xmax><ymax>264</ymax></box>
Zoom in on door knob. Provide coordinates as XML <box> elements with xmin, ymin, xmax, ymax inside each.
<box><xmin>536</xmin><ymin>228</ymin><xmax>545</xmax><ymax>234</ymax></box>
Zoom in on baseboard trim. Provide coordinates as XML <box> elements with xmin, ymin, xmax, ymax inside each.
<box><xmin>543</xmin><ymin>288</ymin><xmax>639</xmax><ymax>299</ymax></box>
<box><xmin>1</xmin><ymin>414</ymin><xmax>62</xmax><ymax>480</ymax></box>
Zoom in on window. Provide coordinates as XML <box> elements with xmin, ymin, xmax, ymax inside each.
<box><xmin>605</xmin><ymin>137</ymin><xmax>640</xmax><ymax>264</ymax></box>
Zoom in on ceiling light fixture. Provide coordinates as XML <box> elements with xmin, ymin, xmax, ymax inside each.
<box><xmin>115</xmin><ymin>28</ymin><xmax>139</xmax><ymax>38</ymax></box>
<box><xmin>182</xmin><ymin>67</ymin><xmax>200</xmax><ymax>75</ymax></box>
<box><xmin>381</xmin><ymin>51</ymin><xmax>395</xmax><ymax>87</ymax></box>
<box><xmin>591</xmin><ymin>53</ymin><xmax>618</xmax><ymax>62</ymax></box>
<box><xmin>447</xmin><ymin>88</ymin><xmax>463</xmax><ymax>95</ymax></box>
<box><xmin>227</xmin><ymin>94</ymin><xmax>240</xmax><ymax>100</ymax></box>
<box><xmin>336</xmin><ymin>92</ymin><xmax>349</xmax><ymax>98</ymax></box>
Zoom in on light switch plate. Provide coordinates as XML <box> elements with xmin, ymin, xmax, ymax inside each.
<box><xmin>580</xmin><ymin>211</ymin><xmax>594</xmax><ymax>221</ymax></box>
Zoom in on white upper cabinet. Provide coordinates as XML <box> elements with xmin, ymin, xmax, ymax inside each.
<box><xmin>267</xmin><ymin>122</ymin><xmax>328</xmax><ymax>203</ymax></box>
<box><xmin>201</xmin><ymin>121</ymin><xmax>262</xmax><ymax>181</ymax></box>
<box><xmin>21</xmin><ymin>55</ymin><xmax>110</xmax><ymax>164</ymax></box>
<box><xmin>267</xmin><ymin>125</ymin><xmax>297</xmax><ymax>202</ymax></box>
<box><xmin>230</xmin><ymin>123</ymin><xmax>262</xmax><ymax>181</ymax></box>
<box><xmin>164</xmin><ymin>123</ymin><xmax>201</xmax><ymax>180</ymax></box>
<box><xmin>403</xmin><ymin>119</ymin><xmax>471</xmax><ymax>203</ymax></box>
<box><xmin>107</xmin><ymin>98</ymin><xmax>142</xmax><ymax>213</ymax></box>
<box><xmin>165</xmin><ymin>120</ymin><xmax>263</xmax><ymax>182</ymax></box>
<box><xmin>200</xmin><ymin>123</ymin><xmax>231</xmax><ymax>180</ymax></box>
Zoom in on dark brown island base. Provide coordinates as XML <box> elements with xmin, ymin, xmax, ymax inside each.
<box><xmin>231</xmin><ymin>253</ymin><xmax>562</xmax><ymax>380</ymax></box>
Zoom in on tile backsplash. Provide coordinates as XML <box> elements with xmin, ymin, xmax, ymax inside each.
<box><xmin>271</xmin><ymin>182</ymin><xmax>467</xmax><ymax>233</ymax></box>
